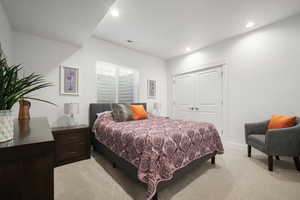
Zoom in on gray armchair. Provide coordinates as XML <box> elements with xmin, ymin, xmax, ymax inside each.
<box><xmin>245</xmin><ymin>118</ymin><xmax>300</xmax><ymax>171</ymax></box>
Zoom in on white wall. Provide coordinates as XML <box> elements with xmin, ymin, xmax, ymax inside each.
<box><xmin>167</xmin><ymin>14</ymin><xmax>300</xmax><ymax>146</ymax></box>
<box><xmin>0</xmin><ymin>1</ymin><xmax>12</xmax><ymax>62</ymax></box>
<box><xmin>13</xmin><ymin>32</ymin><xmax>167</xmax><ymax>127</ymax></box>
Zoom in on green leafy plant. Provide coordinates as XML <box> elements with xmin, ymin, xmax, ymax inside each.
<box><xmin>0</xmin><ymin>53</ymin><xmax>55</xmax><ymax>110</ymax></box>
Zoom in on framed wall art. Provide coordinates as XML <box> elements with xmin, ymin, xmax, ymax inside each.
<box><xmin>147</xmin><ymin>80</ymin><xmax>157</xmax><ymax>99</ymax></box>
<box><xmin>60</xmin><ymin>66</ymin><xmax>79</xmax><ymax>96</ymax></box>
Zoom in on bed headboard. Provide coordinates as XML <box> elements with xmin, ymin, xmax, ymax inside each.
<box><xmin>89</xmin><ymin>103</ymin><xmax>147</xmax><ymax>127</ymax></box>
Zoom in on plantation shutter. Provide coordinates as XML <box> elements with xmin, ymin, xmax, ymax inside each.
<box><xmin>96</xmin><ymin>62</ymin><xmax>138</xmax><ymax>104</ymax></box>
<box><xmin>96</xmin><ymin>65</ymin><xmax>117</xmax><ymax>103</ymax></box>
<box><xmin>118</xmin><ymin>68</ymin><xmax>135</xmax><ymax>103</ymax></box>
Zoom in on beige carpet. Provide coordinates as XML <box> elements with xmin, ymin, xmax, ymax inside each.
<box><xmin>55</xmin><ymin>147</ymin><xmax>300</xmax><ymax>200</ymax></box>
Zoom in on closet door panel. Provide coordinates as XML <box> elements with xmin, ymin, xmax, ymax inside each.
<box><xmin>194</xmin><ymin>68</ymin><xmax>222</xmax><ymax>131</ymax></box>
<box><xmin>173</xmin><ymin>74</ymin><xmax>194</xmax><ymax>120</ymax></box>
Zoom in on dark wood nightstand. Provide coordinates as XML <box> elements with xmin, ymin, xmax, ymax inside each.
<box><xmin>51</xmin><ymin>125</ymin><xmax>90</xmax><ymax>166</ymax></box>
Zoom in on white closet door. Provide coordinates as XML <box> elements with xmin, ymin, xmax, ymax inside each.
<box><xmin>173</xmin><ymin>74</ymin><xmax>195</xmax><ymax>120</ymax></box>
<box><xmin>193</xmin><ymin>67</ymin><xmax>223</xmax><ymax>131</ymax></box>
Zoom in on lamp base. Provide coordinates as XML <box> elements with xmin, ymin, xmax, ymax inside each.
<box><xmin>66</xmin><ymin>115</ymin><xmax>78</xmax><ymax>126</ymax></box>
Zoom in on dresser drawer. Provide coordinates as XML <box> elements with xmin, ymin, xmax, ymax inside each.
<box><xmin>56</xmin><ymin>142</ymin><xmax>87</xmax><ymax>162</ymax></box>
<box><xmin>54</xmin><ymin>131</ymin><xmax>86</xmax><ymax>145</ymax></box>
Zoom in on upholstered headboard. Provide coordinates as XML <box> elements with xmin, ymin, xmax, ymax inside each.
<box><xmin>89</xmin><ymin>103</ymin><xmax>147</xmax><ymax>127</ymax></box>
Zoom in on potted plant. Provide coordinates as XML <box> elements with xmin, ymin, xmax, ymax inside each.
<box><xmin>0</xmin><ymin>53</ymin><xmax>55</xmax><ymax>142</ymax></box>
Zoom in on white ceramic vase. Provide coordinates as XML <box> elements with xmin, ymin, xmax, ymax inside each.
<box><xmin>0</xmin><ymin>110</ymin><xmax>14</xmax><ymax>143</ymax></box>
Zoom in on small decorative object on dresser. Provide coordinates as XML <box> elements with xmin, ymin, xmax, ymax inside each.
<box><xmin>18</xmin><ymin>99</ymin><xmax>31</xmax><ymax>120</ymax></box>
<box><xmin>51</xmin><ymin>125</ymin><xmax>90</xmax><ymax>166</ymax></box>
<box><xmin>0</xmin><ymin>110</ymin><xmax>13</xmax><ymax>143</ymax></box>
<box><xmin>0</xmin><ymin>53</ymin><xmax>55</xmax><ymax>143</ymax></box>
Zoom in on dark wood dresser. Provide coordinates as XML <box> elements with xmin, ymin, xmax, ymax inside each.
<box><xmin>51</xmin><ymin>125</ymin><xmax>90</xmax><ymax>166</ymax></box>
<box><xmin>0</xmin><ymin>118</ymin><xmax>55</xmax><ymax>200</ymax></box>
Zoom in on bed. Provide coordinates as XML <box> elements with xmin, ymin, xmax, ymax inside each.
<box><xmin>89</xmin><ymin>103</ymin><xmax>224</xmax><ymax>200</ymax></box>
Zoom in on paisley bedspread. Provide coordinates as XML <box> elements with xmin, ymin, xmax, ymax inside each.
<box><xmin>94</xmin><ymin>113</ymin><xmax>224</xmax><ymax>200</ymax></box>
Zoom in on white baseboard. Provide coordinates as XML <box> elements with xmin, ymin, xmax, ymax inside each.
<box><xmin>222</xmin><ymin>140</ymin><xmax>247</xmax><ymax>152</ymax></box>
<box><xmin>222</xmin><ymin>139</ymin><xmax>265</xmax><ymax>155</ymax></box>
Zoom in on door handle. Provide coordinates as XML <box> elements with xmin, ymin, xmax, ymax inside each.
<box><xmin>194</xmin><ymin>107</ymin><xmax>199</xmax><ymax>111</ymax></box>
<box><xmin>189</xmin><ymin>107</ymin><xmax>194</xmax><ymax>110</ymax></box>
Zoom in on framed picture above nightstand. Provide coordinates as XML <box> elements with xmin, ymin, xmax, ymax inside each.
<box><xmin>147</xmin><ymin>79</ymin><xmax>157</xmax><ymax>99</ymax></box>
<box><xmin>60</xmin><ymin>66</ymin><xmax>79</xmax><ymax>96</ymax></box>
<box><xmin>51</xmin><ymin>125</ymin><xmax>90</xmax><ymax>167</ymax></box>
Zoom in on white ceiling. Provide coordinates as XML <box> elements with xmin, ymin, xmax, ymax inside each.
<box><xmin>1</xmin><ymin>0</ymin><xmax>115</xmax><ymax>46</ymax></box>
<box><xmin>94</xmin><ymin>0</ymin><xmax>300</xmax><ymax>59</ymax></box>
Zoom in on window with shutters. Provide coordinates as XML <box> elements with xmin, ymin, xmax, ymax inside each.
<box><xmin>96</xmin><ymin>61</ymin><xmax>139</xmax><ymax>104</ymax></box>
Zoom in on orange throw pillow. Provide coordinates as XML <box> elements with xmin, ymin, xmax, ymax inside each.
<box><xmin>268</xmin><ymin>115</ymin><xmax>296</xmax><ymax>130</ymax></box>
<box><xmin>130</xmin><ymin>105</ymin><xmax>148</xmax><ymax>120</ymax></box>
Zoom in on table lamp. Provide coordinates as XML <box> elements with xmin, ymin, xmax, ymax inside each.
<box><xmin>153</xmin><ymin>102</ymin><xmax>161</xmax><ymax>116</ymax></box>
<box><xmin>64</xmin><ymin>103</ymin><xmax>79</xmax><ymax>126</ymax></box>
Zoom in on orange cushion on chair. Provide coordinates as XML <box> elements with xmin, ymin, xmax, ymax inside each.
<box><xmin>130</xmin><ymin>105</ymin><xmax>148</xmax><ymax>120</ymax></box>
<box><xmin>268</xmin><ymin>115</ymin><xmax>296</xmax><ymax>130</ymax></box>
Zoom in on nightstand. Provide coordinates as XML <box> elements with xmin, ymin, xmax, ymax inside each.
<box><xmin>51</xmin><ymin>125</ymin><xmax>90</xmax><ymax>166</ymax></box>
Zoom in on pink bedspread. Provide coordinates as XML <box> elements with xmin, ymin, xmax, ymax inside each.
<box><xmin>94</xmin><ymin>113</ymin><xmax>224</xmax><ymax>200</ymax></box>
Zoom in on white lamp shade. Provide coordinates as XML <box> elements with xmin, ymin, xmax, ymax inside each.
<box><xmin>64</xmin><ymin>103</ymin><xmax>79</xmax><ymax>115</ymax></box>
<box><xmin>153</xmin><ymin>102</ymin><xmax>160</xmax><ymax>111</ymax></box>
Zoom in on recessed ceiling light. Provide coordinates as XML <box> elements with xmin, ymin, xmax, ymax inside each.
<box><xmin>111</xmin><ymin>8</ymin><xmax>119</xmax><ymax>17</ymax></box>
<box><xmin>186</xmin><ymin>47</ymin><xmax>191</xmax><ymax>52</ymax></box>
<box><xmin>245</xmin><ymin>22</ymin><xmax>255</xmax><ymax>28</ymax></box>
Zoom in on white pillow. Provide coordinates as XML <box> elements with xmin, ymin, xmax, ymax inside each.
<box><xmin>96</xmin><ymin>111</ymin><xmax>112</xmax><ymax>118</ymax></box>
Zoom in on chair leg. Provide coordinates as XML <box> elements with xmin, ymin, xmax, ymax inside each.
<box><xmin>248</xmin><ymin>145</ymin><xmax>251</xmax><ymax>158</ymax></box>
<box><xmin>275</xmin><ymin>156</ymin><xmax>280</xmax><ymax>160</ymax></box>
<box><xmin>211</xmin><ymin>156</ymin><xmax>215</xmax><ymax>165</ymax></box>
<box><xmin>293</xmin><ymin>157</ymin><xmax>300</xmax><ymax>171</ymax></box>
<box><xmin>268</xmin><ymin>156</ymin><xmax>273</xmax><ymax>171</ymax></box>
<box><xmin>112</xmin><ymin>162</ymin><xmax>117</xmax><ymax>168</ymax></box>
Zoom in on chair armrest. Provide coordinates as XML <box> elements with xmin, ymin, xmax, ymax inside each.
<box><xmin>245</xmin><ymin>120</ymin><xmax>269</xmax><ymax>144</ymax></box>
<box><xmin>265</xmin><ymin>124</ymin><xmax>300</xmax><ymax>156</ymax></box>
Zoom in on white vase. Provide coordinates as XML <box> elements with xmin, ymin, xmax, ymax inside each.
<box><xmin>0</xmin><ymin>110</ymin><xmax>14</xmax><ymax>143</ymax></box>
